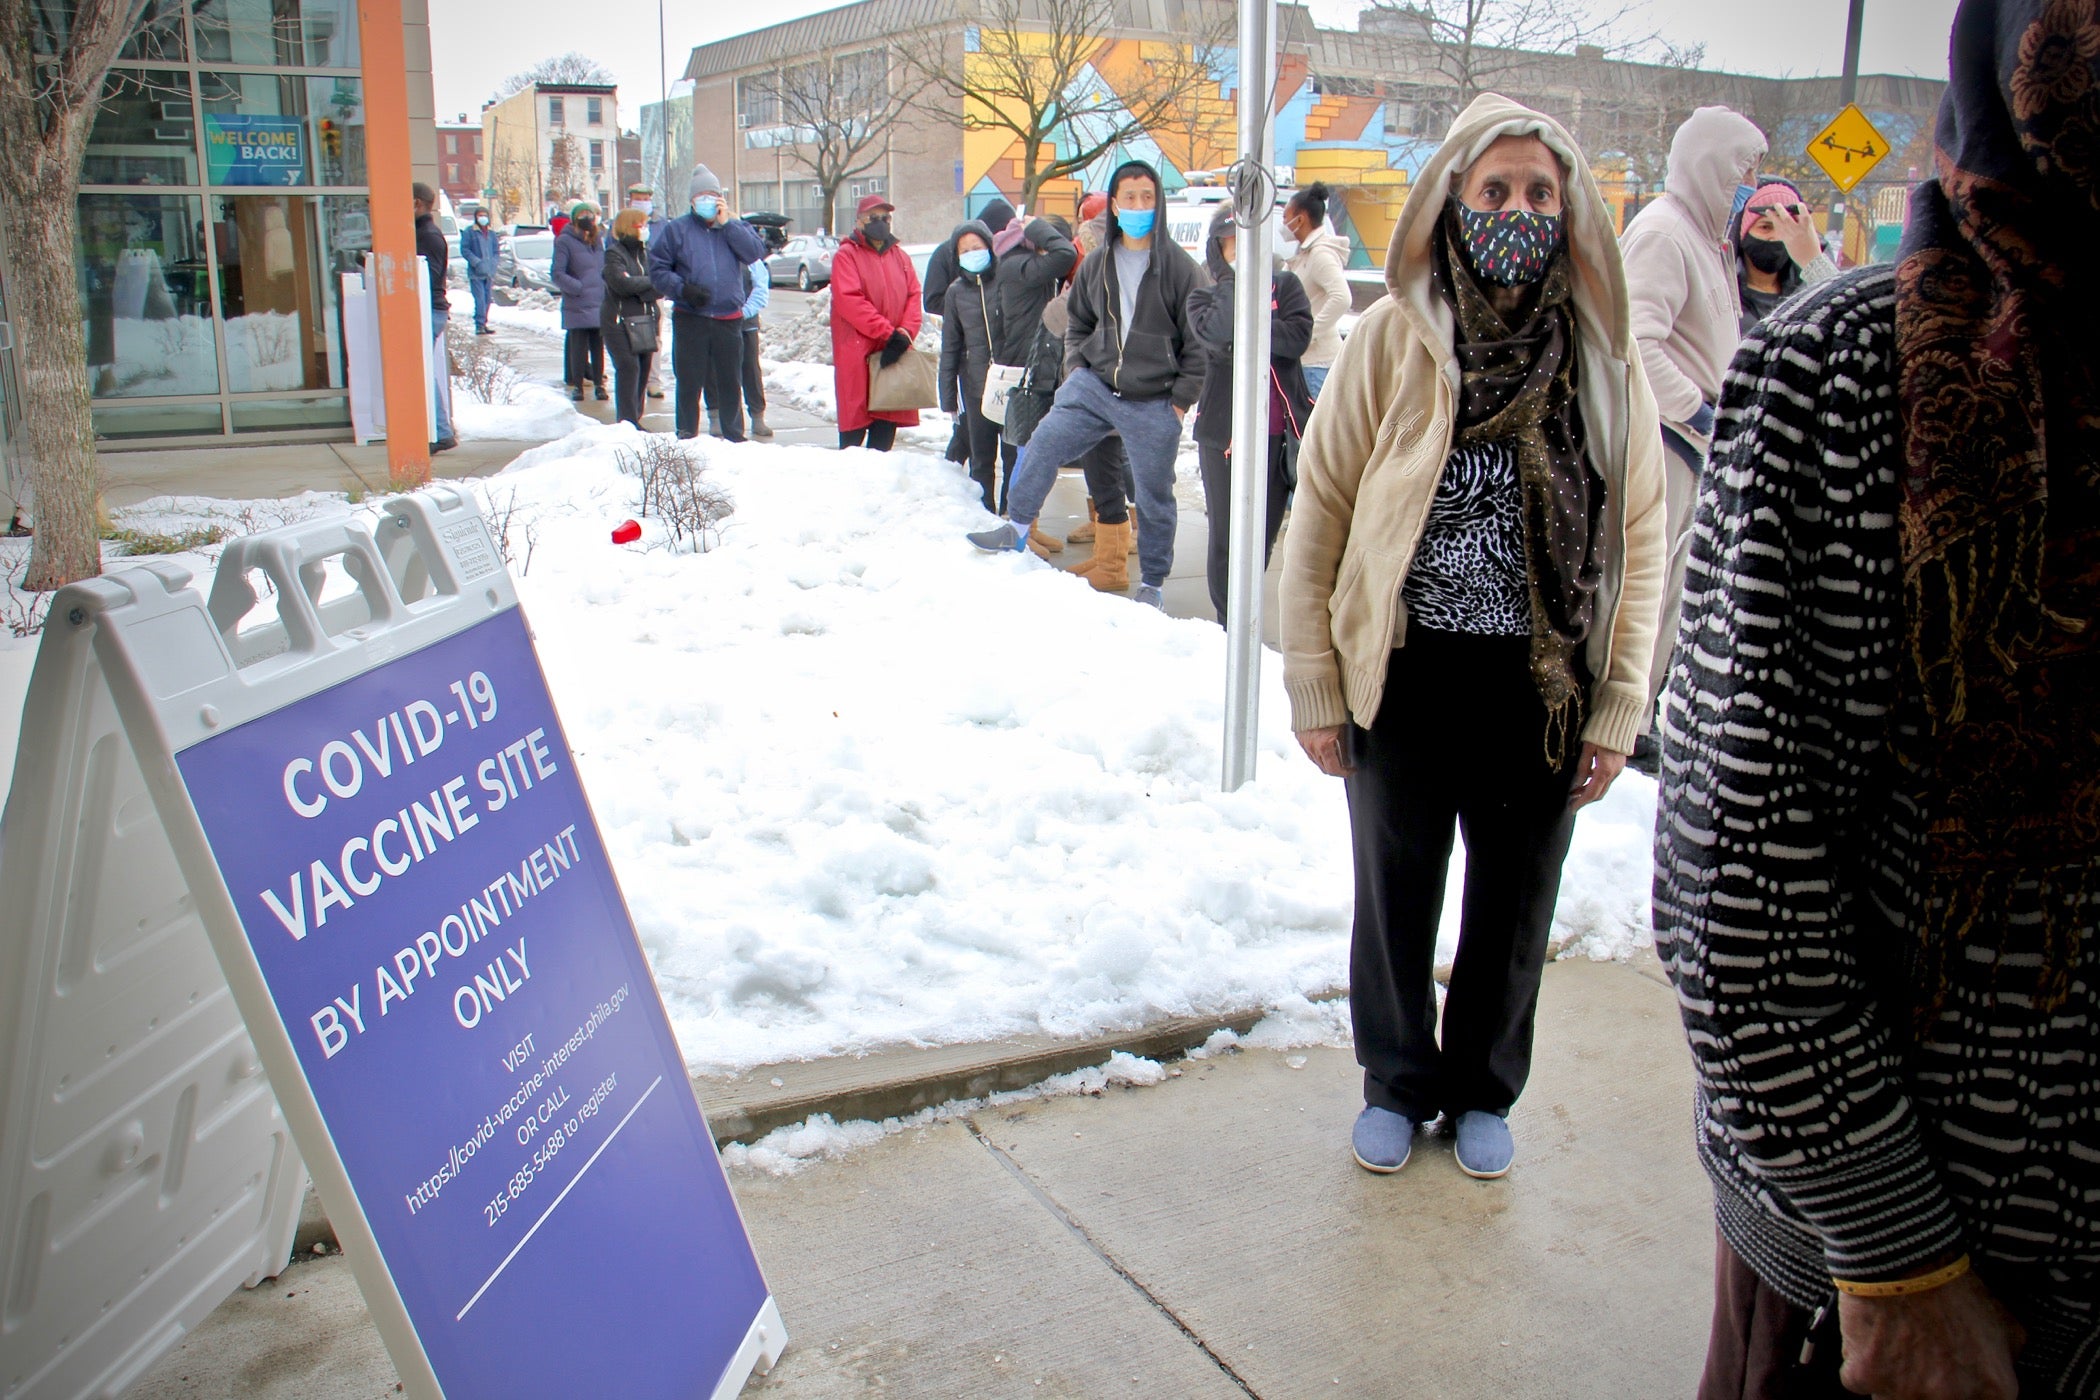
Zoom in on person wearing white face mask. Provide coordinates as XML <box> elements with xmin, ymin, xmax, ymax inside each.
<box><xmin>627</xmin><ymin>184</ymin><xmax>668</xmax><ymax>400</ymax></box>
<box><xmin>461</xmin><ymin>208</ymin><xmax>501</xmax><ymax>335</ymax></box>
<box><xmin>1281</xmin><ymin>182</ymin><xmax>1351</xmax><ymax>401</ymax></box>
<box><xmin>646</xmin><ymin>164</ymin><xmax>767</xmax><ymax>440</ymax></box>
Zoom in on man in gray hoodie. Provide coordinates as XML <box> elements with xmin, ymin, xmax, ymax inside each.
<box><xmin>966</xmin><ymin>161</ymin><xmax>1207</xmax><ymax>608</ymax></box>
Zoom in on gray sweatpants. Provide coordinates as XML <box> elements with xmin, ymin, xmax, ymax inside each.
<box><xmin>1007</xmin><ymin>367</ymin><xmax>1182</xmax><ymax>588</ymax></box>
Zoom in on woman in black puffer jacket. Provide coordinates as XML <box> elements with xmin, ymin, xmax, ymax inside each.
<box><xmin>938</xmin><ymin>220</ymin><xmax>1002</xmax><ymax>511</ymax></box>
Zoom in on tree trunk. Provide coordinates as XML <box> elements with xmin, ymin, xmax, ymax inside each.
<box><xmin>1</xmin><ymin>157</ymin><xmax>102</xmax><ymax>590</ymax></box>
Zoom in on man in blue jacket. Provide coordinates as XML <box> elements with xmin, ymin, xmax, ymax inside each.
<box><xmin>460</xmin><ymin>208</ymin><xmax>501</xmax><ymax>335</ymax></box>
<box><xmin>648</xmin><ymin>163</ymin><xmax>768</xmax><ymax>441</ymax></box>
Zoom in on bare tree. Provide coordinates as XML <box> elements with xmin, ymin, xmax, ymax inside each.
<box><xmin>493</xmin><ymin>52</ymin><xmax>615</xmax><ymax>102</ymax></box>
<box><xmin>902</xmin><ymin>0</ymin><xmax>1229</xmax><ymax>211</ymax></box>
<box><xmin>546</xmin><ymin>132</ymin><xmax>588</xmax><ymax>208</ymax></box>
<box><xmin>0</xmin><ymin>0</ymin><xmax>183</xmax><ymax>587</ymax></box>
<box><xmin>1366</xmin><ymin>0</ymin><xmax>1651</xmax><ymax>109</ymax></box>
<box><xmin>1149</xmin><ymin>17</ymin><xmax>1239</xmax><ymax>182</ymax></box>
<box><xmin>750</xmin><ymin>44</ymin><xmax>920</xmax><ymax>233</ymax></box>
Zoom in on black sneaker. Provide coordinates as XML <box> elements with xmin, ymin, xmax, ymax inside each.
<box><xmin>430</xmin><ymin>436</ymin><xmax>458</xmax><ymax>453</ymax></box>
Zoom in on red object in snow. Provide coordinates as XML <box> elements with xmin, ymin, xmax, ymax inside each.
<box><xmin>611</xmin><ymin>519</ymin><xmax>642</xmax><ymax>544</ymax></box>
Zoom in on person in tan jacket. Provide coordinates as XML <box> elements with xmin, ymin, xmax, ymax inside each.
<box><xmin>1280</xmin><ymin>93</ymin><xmax>1667</xmax><ymax>1180</ymax></box>
<box><xmin>1282</xmin><ymin>182</ymin><xmax>1353</xmax><ymax>399</ymax></box>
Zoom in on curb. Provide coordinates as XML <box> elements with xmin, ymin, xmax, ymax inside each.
<box><xmin>691</xmin><ymin>1001</ymin><xmax>1332</xmax><ymax>1147</ymax></box>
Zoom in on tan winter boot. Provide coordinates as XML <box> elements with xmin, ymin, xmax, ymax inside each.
<box><xmin>1029</xmin><ymin>522</ymin><xmax>1064</xmax><ymax>555</ymax></box>
<box><xmin>1079</xmin><ymin>518</ymin><xmax>1131</xmax><ymax>591</ymax></box>
<box><xmin>1065</xmin><ymin>498</ymin><xmax>1099</xmax><ymax>545</ymax></box>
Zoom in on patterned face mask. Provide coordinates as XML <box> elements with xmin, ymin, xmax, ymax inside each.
<box><xmin>1455</xmin><ymin>205</ymin><xmax>1564</xmax><ymax>286</ymax></box>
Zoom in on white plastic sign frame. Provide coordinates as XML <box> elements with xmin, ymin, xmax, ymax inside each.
<box><xmin>37</xmin><ymin>486</ymin><xmax>783</xmax><ymax>1398</ymax></box>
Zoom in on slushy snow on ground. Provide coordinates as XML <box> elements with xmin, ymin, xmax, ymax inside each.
<box><xmin>0</xmin><ymin>428</ymin><xmax>1660</xmax><ymax>1083</ymax></box>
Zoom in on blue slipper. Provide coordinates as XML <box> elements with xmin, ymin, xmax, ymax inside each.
<box><xmin>1351</xmin><ymin>1106</ymin><xmax>1415</xmax><ymax>1174</ymax></box>
<box><xmin>1453</xmin><ymin>1110</ymin><xmax>1514</xmax><ymax>1179</ymax></box>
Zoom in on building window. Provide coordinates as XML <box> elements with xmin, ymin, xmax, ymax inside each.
<box><xmin>740</xmin><ymin>181</ymin><xmax>779</xmax><ymax>214</ymax></box>
<box><xmin>444</xmin><ymin>132</ymin><xmax>455</xmax><ymax>155</ymax></box>
<box><xmin>445</xmin><ymin>162</ymin><xmax>458</xmax><ymax>183</ymax></box>
<box><xmin>586</xmin><ymin>97</ymin><xmax>602</xmax><ymax>126</ymax></box>
<box><xmin>194</xmin><ymin>0</ymin><xmax>359</xmax><ymax>68</ymax></box>
<box><xmin>548</xmin><ymin>95</ymin><xmax>564</xmax><ymax>126</ymax></box>
<box><xmin>83</xmin><ymin>69</ymin><xmax>200</xmax><ymax>185</ymax></box>
<box><xmin>736</xmin><ymin>75</ymin><xmax>779</xmax><ymax>129</ymax></box>
<box><xmin>196</xmin><ymin>71</ymin><xmax>367</xmax><ymax>187</ymax></box>
<box><xmin>589</xmin><ymin>141</ymin><xmax>603</xmax><ymax>171</ymax></box>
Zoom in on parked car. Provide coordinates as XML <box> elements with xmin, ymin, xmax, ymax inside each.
<box><xmin>766</xmin><ymin>234</ymin><xmax>837</xmax><ymax>291</ymax></box>
<box><xmin>506</xmin><ymin>229</ymin><xmax>555</xmax><ymax>291</ymax></box>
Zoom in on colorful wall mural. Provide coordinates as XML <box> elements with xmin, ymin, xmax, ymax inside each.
<box><xmin>957</xmin><ymin>31</ymin><xmax>1938</xmax><ymax>269</ymax></box>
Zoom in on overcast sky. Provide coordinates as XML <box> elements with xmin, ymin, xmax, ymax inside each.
<box><xmin>428</xmin><ymin>0</ymin><xmax>1962</xmax><ymax>128</ymax></box>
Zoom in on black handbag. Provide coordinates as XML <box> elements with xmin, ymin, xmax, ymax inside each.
<box><xmin>621</xmin><ymin>310</ymin><xmax>659</xmax><ymax>355</ymax></box>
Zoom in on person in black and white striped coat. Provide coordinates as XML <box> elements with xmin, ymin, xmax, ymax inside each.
<box><xmin>1657</xmin><ymin>3</ymin><xmax>2100</xmax><ymax>1394</ymax></box>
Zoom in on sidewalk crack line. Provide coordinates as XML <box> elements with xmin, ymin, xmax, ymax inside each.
<box><xmin>965</xmin><ymin>1118</ymin><xmax>1263</xmax><ymax>1400</ymax></box>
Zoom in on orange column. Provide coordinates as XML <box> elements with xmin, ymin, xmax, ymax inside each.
<box><xmin>358</xmin><ymin>0</ymin><xmax>431</xmax><ymax>488</ymax></box>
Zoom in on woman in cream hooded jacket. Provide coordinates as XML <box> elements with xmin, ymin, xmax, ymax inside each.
<box><xmin>1279</xmin><ymin>94</ymin><xmax>1667</xmax><ymax>1176</ymax></box>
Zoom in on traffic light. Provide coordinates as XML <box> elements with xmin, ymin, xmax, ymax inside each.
<box><xmin>319</xmin><ymin>118</ymin><xmax>342</xmax><ymax>161</ymax></box>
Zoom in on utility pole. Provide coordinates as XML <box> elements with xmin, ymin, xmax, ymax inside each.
<box><xmin>658</xmin><ymin>0</ymin><xmax>671</xmax><ymax>193</ymax></box>
<box><xmin>1827</xmin><ymin>0</ymin><xmax>1866</xmax><ymax>249</ymax></box>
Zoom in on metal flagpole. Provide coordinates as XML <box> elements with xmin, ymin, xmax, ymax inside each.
<box><xmin>1221</xmin><ymin>0</ymin><xmax>1279</xmax><ymax>791</ymax></box>
<box><xmin>658</xmin><ymin>0</ymin><xmax>672</xmax><ymax>191</ymax></box>
<box><xmin>1826</xmin><ymin>0</ymin><xmax>1866</xmax><ymax>247</ymax></box>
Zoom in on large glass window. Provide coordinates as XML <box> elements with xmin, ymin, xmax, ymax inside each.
<box><xmin>83</xmin><ymin>69</ymin><xmax>200</xmax><ymax>185</ymax></box>
<box><xmin>192</xmin><ymin>0</ymin><xmax>360</xmax><ymax>68</ymax></box>
<box><xmin>198</xmin><ymin>71</ymin><xmax>366</xmax><ymax>186</ymax></box>
<box><xmin>78</xmin><ymin>194</ymin><xmax>219</xmax><ymax>400</ymax></box>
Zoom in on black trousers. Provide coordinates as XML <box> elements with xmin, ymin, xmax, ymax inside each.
<box><xmin>1078</xmin><ymin>437</ymin><xmax>1131</xmax><ymax>525</ymax></box>
<box><xmin>1197</xmin><ymin>438</ymin><xmax>1290</xmax><ymax>626</ymax></box>
<box><xmin>1344</xmin><ymin>631</ymin><xmax>1579</xmax><ymax>1122</ymax></box>
<box><xmin>959</xmin><ymin>396</ymin><xmax>1013</xmax><ymax>512</ymax></box>
<box><xmin>564</xmin><ymin>328</ymin><xmax>603</xmax><ymax>387</ymax></box>
<box><xmin>840</xmin><ymin>421</ymin><xmax>897</xmax><ymax>451</ymax></box>
<box><xmin>741</xmin><ymin>321</ymin><xmax>766</xmax><ymax>416</ymax></box>
<box><xmin>608</xmin><ymin>342</ymin><xmax>653</xmax><ymax>427</ymax></box>
<box><xmin>673</xmin><ymin>313</ymin><xmax>744</xmax><ymax>441</ymax></box>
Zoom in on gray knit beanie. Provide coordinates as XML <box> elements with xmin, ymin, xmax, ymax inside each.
<box><xmin>687</xmin><ymin>164</ymin><xmax>725</xmax><ymax>201</ymax></box>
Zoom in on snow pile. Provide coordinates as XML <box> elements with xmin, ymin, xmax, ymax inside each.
<box><xmin>722</xmin><ymin>1051</ymin><xmax>1172</xmax><ymax>1177</ymax></box>
<box><xmin>763</xmin><ymin>290</ymin><xmax>834</xmax><ymax>363</ymax></box>
<box><xmin>489</xmin><ymin>304</ymin><xmax>564</xmax><ymax>339</ymax></box>
<box><xmin>451</xmin><ymin>381</ymin><xmax>595</xmax><ymax>442</ymax></box>
<box><xmin>486</xmin><ymin>427</ymin><xmax>1356</xmax><ymax>1073</ymax></box>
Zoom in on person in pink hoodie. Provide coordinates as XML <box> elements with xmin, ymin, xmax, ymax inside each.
<box><xmin>1617</xmin><ymin>106</ymin><xmax>1768</xmax><ymax>771</ymax></box>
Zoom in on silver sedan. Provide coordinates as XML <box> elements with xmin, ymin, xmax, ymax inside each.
<box><xmin>766</xmin><ymin>235</ymin><xmax>837</xmax><ymax>291</ymax></box>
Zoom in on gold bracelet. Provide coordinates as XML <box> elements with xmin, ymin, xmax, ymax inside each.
<box><xmin>1831</xmin><ymin>1255</ymin><xmax>1971</xmax><ymax>1299</ymax></box>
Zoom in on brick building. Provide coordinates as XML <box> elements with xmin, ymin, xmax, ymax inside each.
<box><xmin>436</xmin><ymin>115</ymin><xmax>483</xmax><ymax>207</ymax></box>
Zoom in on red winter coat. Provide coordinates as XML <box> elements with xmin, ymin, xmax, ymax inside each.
<box><xmin>829</xmin><ymin>233</ymin><xmax>924</xmax><ymax>432</ymax></box>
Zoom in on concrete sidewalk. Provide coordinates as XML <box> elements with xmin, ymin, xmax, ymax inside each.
<box><xmin>129</xmin><ymin>961</ymin><xmax>1714</xmax><ymax>1399</ymax></box>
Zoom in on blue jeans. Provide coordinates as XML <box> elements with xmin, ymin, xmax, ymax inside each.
<box><xmin>1007</xmin><ymin>368</ymin><xmax>1182</xmax><ymax>588</ymax></box>
<box><xmin>1303</xmin><ymin>365</ymin><xmax>1328</xmax><ymax>400</ymax></box>
<box><xmin>430</xmin><ymin>311</ymin><xmax>453</xmax><ymax>442</ymax></box>
<box><xmin>469</xmin><ymin>277</ymin><xmax>492</xmax><ymax>331</ymax></box>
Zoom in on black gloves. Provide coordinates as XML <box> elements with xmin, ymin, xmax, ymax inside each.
<box><xmin>879</xmin><ymin>329</ymin><xmax>911</xmax><ymax>367</ymax></box>
<box><xmin>682</xmin><ymin>281</ymin><xmax>711</xmax><ymax>310</ymax></box>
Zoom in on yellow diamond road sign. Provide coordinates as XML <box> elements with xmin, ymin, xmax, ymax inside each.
<box><xmin>1807</xmin><ymin>103</ymin><xmax>1890</xmax><ymax>193</ymax></box>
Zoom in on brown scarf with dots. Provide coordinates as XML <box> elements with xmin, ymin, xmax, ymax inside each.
<box><xmin>1893</xmin><ymin>0</ymin><xmax>2100</xmax><ymax>1018</ymax></box>
<box><xmin>1433</xmin><ymin>205</ymin><xmax>1604</xmax><ymax>765</ymax></box>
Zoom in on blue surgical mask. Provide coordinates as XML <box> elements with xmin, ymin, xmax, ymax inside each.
<box><xmin>959</xmin><ymin>248</ymin><xmax>992</xmax><ymax>274</ymax></box>
<box><xmin>634</xmin><ymin>199</ymin><xmax>652</xmax><ymax>216</ymax></box>
<box><xmin>693</xmin><ymin>196</ymin><xmax>719</xmax><ymax>222</ymax></box>
<box><xmin>1118</xmin><ymin>208</ymin><xmax>1156</xmax><ymax>239</ymax></box>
